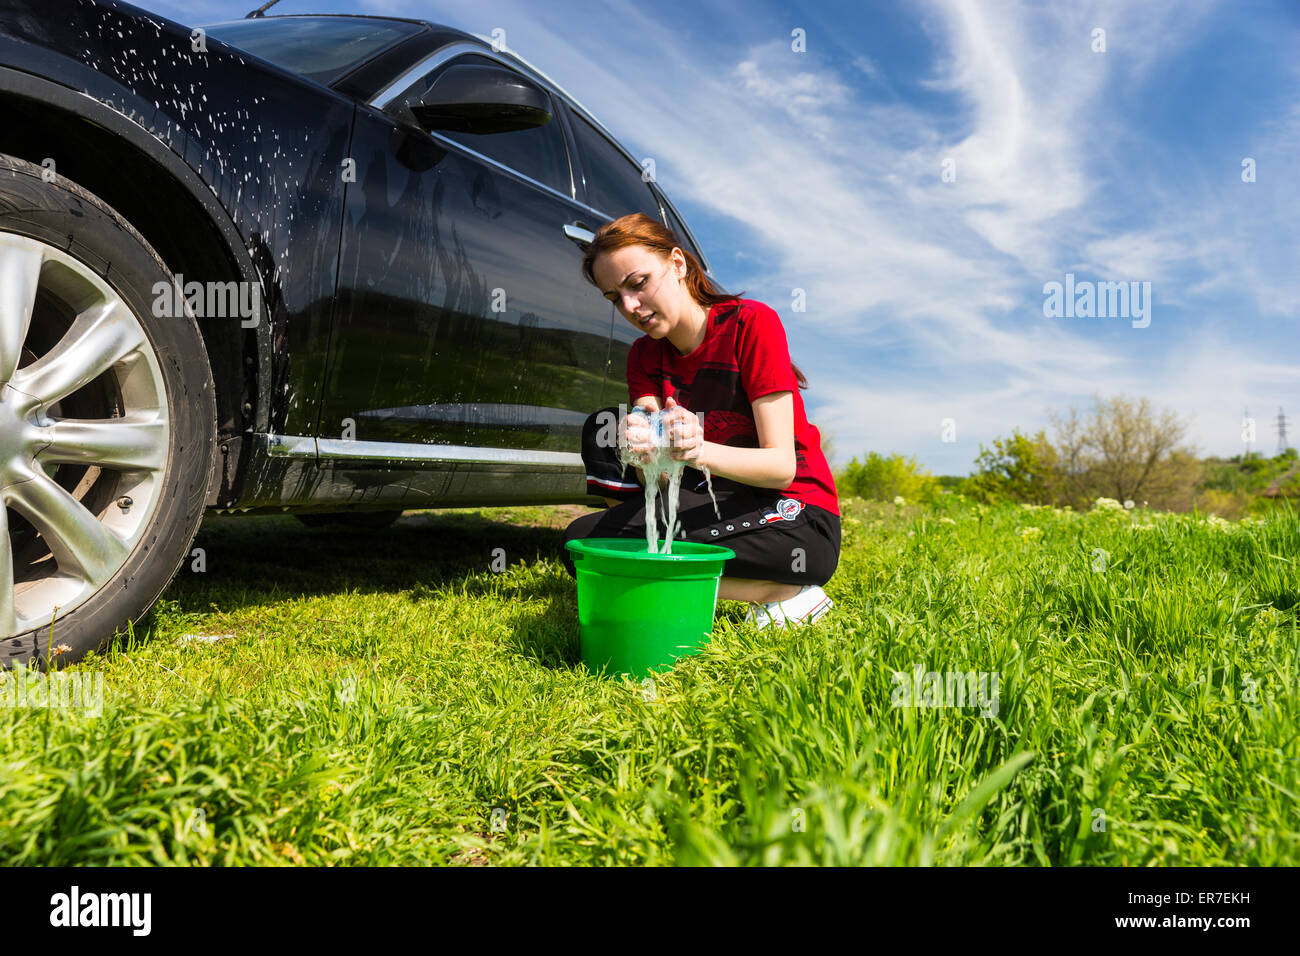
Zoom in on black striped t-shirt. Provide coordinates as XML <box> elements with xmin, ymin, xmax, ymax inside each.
<box><xmin>625</xmin><ymin>297</ymin><xmax>839</xmax><ymax>516</ymax></box>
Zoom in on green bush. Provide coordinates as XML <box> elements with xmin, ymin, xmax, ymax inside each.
<box><xmin>837</xmin><ymin>451</ymin><xmax>940</xmax><ymax>504</ymax></box>
<box><xmin>964</xmin><ymin>429</ymin><xmax>1059</xmax><ymax>505</ymax></box>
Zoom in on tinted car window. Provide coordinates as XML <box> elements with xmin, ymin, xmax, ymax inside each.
<box><xmin>199</xmin><ymin>17</ymin><xmax>421</xmax><ymax>85</ymax></box>
<box><xmin>390</xmin><ymin>54</ymin><xmax>572</xmax><ymax>196</ymax></box>
<box><xmin>569</xmin><ymin>113</ymin><xmax>661</xmax><ymax>221</ymax></box>
<box><xmin>658</xmin><ymin>193</ymin><xmax>707</xmax><ymax>269</ymax></box>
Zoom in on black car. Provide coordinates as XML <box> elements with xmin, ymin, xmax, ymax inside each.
<box><xmin>0</xmin><ymin>1</ymin><xmax>712</xmax><ymax>666</ymax></box>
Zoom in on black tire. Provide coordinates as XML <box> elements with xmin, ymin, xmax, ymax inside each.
<box><xmin>295</xmin><ymin>511</ymin><xmax>404</xmax><ymax>530</ymax></box>
<box><xmin>0</xmin><ymin>153</ymin><xmax>216</xmax><ymax>669</ymax></box>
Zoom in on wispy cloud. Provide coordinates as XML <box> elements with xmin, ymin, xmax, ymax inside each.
<box><xmin>134</xmin><ymin>0</ymin><xmax>1300</xmax><ymax>472</ymax></box>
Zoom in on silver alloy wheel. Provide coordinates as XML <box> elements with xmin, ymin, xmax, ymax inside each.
<box><xmin>0</xmin><ymin>232</ymin><xmax>170</xmax><ymax>638</ymax></box>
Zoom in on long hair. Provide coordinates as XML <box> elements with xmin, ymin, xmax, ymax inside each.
<box><xmin>581</xmin><ymin>212</ymin><xmax>808</xmax><ymax>389</ymax></box>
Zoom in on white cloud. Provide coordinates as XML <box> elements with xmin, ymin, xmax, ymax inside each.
<box><xmin>411</xmin><ymin>0</ymin><xmax>1292</xmax><ymax>469</ymax></box>
<box><xmin>812</xmin><ymin>327</ymin><xmax>1298</xmax><ymax>473</ymax></box>
<box><xmin>165</xmin><ymin>0</ymin><xmax>1295</xmax><ymax>473</ymax></box>
<box><xmin>851</xmin><ymin>55</ymin><xmax>884</xmax><ymax>84</ymax></box>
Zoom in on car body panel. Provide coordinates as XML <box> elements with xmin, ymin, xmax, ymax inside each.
<box><xmin>0</xmin><ymin>0</ymin><xmax>351</xmax><ymax>448</ymax></box>
<box><xmin>321</xmin><ymin>51</ymin><xmax>614</xmax><ymax>460</ymax></box>
<box><xmin>0</xmin><ymin>0</ymin><xmax>711</xmax><ymax>514</ymax></box>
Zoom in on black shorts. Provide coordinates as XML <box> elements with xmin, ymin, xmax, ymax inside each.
<box><xmin>562</xmin><ymin>406</ymin><xmax>841</xmax><ymax>586</ymax></box>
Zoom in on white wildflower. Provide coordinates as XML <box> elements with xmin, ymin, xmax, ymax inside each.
<box><xmin>1252</xmin><ymin>607</ymin><xmax>1283</xmax><ymax>633</ymax></box>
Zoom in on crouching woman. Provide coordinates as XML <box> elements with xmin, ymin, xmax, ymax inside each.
<box><xmin>559</xmin><ymin>213</ymin><xmax>840</xmax><ymax>628</ymax></box>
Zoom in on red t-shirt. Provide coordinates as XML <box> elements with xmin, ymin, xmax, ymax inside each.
<box><xmin>626</xmin><ymin>298</ymin><xmax>840</xmax><ymax>517</ymax></box>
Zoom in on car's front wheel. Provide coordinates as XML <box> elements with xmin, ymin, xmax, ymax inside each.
<box><xmin>0</xmin><ymin>154</ymin><xmax>216</xmax><ymax>668</ymax></box>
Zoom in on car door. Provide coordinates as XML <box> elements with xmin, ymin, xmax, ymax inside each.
<box><xmin>320</xmin><ymin>50</ymin><xmax>613</xmax><ymax>456</ymax></box>
<box><xmin>561</xmin><ymin>106</ymin><xmax>704</xmax><ymax>390</ymax></box>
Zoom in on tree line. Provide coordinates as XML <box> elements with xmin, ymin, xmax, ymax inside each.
<box><xmin>829</xmin><ymin>393</ymin><xmax>1299</xmax><ymax>517</ymax></box>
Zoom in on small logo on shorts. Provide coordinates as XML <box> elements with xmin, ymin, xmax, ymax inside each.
<box><xmin>769</xmin><ymin>498</ymin><xmax>804</xmax><ymax>521</ymax></box>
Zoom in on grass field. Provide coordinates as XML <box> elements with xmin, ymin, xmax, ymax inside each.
<box><xmin>1</xmin><ymin>495</ymin><xmax>1295</xmax><ymax>865</ymax></box>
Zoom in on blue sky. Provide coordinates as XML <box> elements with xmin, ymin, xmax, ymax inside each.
<box><xmin>149</xmin><ymin>0</ymin><xmax>1299</xmax><ymax>475</ymax></box>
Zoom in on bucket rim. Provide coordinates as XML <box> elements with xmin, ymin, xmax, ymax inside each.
<box><xmin>566</xmin><ymin>537</ymin><xmax>736</xmax><ymax>562</ymax></box>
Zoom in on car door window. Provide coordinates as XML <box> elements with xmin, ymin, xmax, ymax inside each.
<box><xmin>569</xmin><ymin>112</ymin><xmax>662</xmax><ymax>221</ymax></box>
<box><xmin>657</xmin><ymin>191</ymin><xmax>707</xmax><ymax>269</ymax></box>
<box><xmin>387</xmin><ymin>53</ymin><xmax>572</xmax><ymax>196</ymax></box>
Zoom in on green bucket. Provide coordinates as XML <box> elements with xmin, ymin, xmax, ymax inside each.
<box><xmin>565</xmin><ymin>537</ymin><xmax>736</xmax><ymax>679</ymax></box>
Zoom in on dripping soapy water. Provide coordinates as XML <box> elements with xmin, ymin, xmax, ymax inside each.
<box><xmin>619</xmin><ymin>408</ymin><xmax>721</xmax><ymax>554</ymax></box>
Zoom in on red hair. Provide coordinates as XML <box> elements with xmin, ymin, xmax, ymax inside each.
<box><xmin>581</xmin><ymin>212</ymin><xmax>808</xmax><ymax>389</ymax></box>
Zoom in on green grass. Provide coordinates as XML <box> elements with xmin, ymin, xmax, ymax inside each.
<box><xmin>1</xmin><ymin>496</ymin><xmax>1296</xmax><ymax>865</ymax></box>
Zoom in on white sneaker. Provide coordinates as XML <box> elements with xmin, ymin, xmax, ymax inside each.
<box><xmin>743</xmin><ymin>585</ymin><xmax>833</xmax><ymax>629</ymax></box>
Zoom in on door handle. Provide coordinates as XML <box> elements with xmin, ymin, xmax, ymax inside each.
<box><xmin>563</xmin><ymin>222</ymin><xmax>596</xmax><ymax>247</ymax></box>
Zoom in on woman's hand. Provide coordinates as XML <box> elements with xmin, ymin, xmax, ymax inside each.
<box><xmin>621</xmin><ymin>409</ymin><xmax>657</xmax><ymax>465</ymax></box>
<box><xmin>661</xmin><ymin>396</ymin><xmax>705</xmax><ymax>466</ymax></box>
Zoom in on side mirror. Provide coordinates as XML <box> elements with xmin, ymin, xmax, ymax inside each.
<box><xmin>405</xmin><ymin>63</ymin><xmax>552</xmax><ymax>135</ymax></box>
